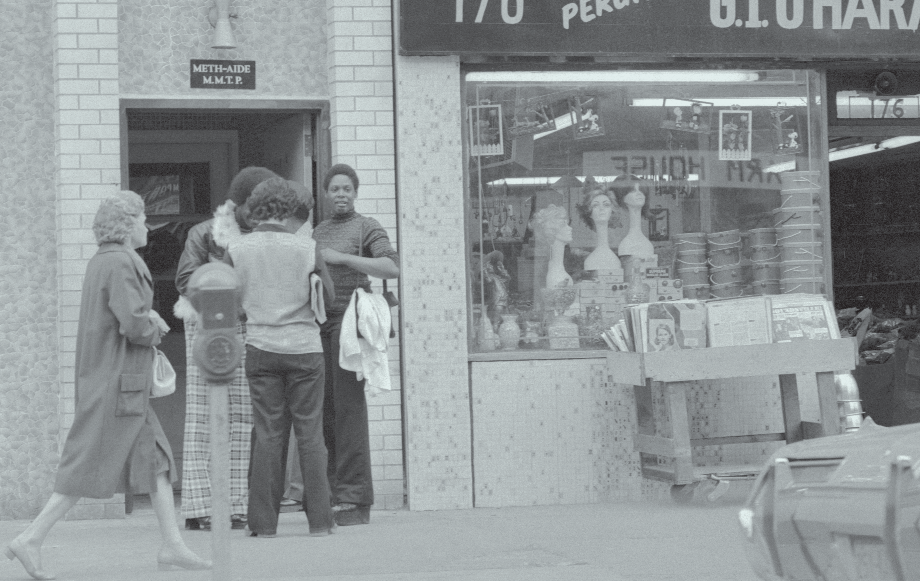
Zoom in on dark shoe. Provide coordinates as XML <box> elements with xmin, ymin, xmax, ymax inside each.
<box><xmin>309</xmin><ymin>521</ymin><xmax>338</xmax><ymax>537</ymax></box>
<box><xmin>243</xmin><ymin>526</ymin><xmax>276</xmax><ymax>538</ymax></box>
<box><xmin>231</xmin><ymin>514</ymin><xmax>247</xmax><ymax>530</ymax></box>
<box><xmin>184</xmin><ymin>516</ymin><xmax>211</xmax><ymax>531</ymax></box>
<box><xmin>332</xmin><ymin>503</ymin><xmax>370</xmax><ymax>526</ymax></box>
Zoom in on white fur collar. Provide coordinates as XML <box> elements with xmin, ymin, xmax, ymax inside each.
<box><xmin>212</xmin><ymin>200</ymin><xmax>242</xmax><ymax>249</ymax></box>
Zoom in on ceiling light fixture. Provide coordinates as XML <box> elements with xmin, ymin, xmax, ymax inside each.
<box><xmin>630</xmin><ymin>97</ymin><xmax>807</xmax><ymax>108</ymax></box>
<box><xmin>764</xmin><ymin>135</ymin><xmax>920</xmax><ymax>172</ymax></box>
<box><xmin>209</xmin><ymin>0</ymin><xmax>238</xmax><ymax>49</ymax></box>
<box><xmin>466</xmin><ymin>71</ymin><xmax>763</xmax><ymax>84</ymax></box>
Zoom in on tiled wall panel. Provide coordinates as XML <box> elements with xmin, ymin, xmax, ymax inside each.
<box><xmin>0</xmin><ymin>0</ymin><xmax>60</xmax><ymax>520</ymax></box>
<box><xmin>394</xmin><ymin>55</ymin><xmax>473</xmax><ymax>510</ymax></box>
<box><xmin>119</xmin><ymin>0</ymin><xmax>327</xmax><ymax>97</ymax></box>
<box><xmin>471</xmin><ymin>360</ymin><xmax>668</xmax><ymax>507</ymax></box>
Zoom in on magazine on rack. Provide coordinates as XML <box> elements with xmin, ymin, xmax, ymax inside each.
<box><xmin>705</xmin><ymin>297</ymin><xmax>772</xmax><ymax>347</ymax></box>
<box><xmin>768</xmin><ymin>293</ymin><xmax>838</xmax><ymax>342</ymax></box>
<box><xmin>645</xmin><ymin>300</ymin><xmax>708</xmax><ymax>351</ymax></box>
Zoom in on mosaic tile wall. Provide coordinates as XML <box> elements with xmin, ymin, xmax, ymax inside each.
<box><xmin>0</xmin><ymin>0</ymin><xmax>61</xmax><ymax>520</ymax></box>
<box><xmin>471</xmin><ymin>360</ymin><xmax>668</xmax><ymax>507</ymax></box>
<box><xmin>471</xmin><ymin>362</ymin><xmax>789</xmax><ymax>506</ymax></box>
<box><xmin>119</xmin><ymin>0</ymin><xmax>327</xmax><ymax>96</ymax></box>
<box><xmin>394</xmin><ymin>55</ymin><xmax>474</xmax><ymax>510</ymax></box>
<box><xmin>675</xmin><ymin>376</ymin><xmax>786</xmax><ymax>469</ymax></box>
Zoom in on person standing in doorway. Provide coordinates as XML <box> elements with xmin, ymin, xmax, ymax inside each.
<box><xmin>313</xmin><ymin>164</ymin><xmax>400</xmax><ymax>526</ymax></box>
<box><xmin>5</xmin><ymin>191</ymin><xmax>210</xmax><ymax>579</ymax></box>
<box><xmin>174</xmin><ymin>166</ymin><xmax>279</xmax><ymax>532</ymax></box>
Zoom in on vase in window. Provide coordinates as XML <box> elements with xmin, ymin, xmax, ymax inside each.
<box><xmin>478</xmin><ymin>316</ymin><xmax>499</xmax><ymax>352</ymax></box>
<box><xmin>498</xmin><ymin>314</ymin><xmax>521</xmax><ymax>350</ymax></box>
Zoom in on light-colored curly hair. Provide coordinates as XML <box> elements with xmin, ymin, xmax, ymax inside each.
<box><xmin>530</xmin><ymin>204</ymin><xmax>569</xmax><ymax>238</ymax></box>
<box><xmin>92</xmin><ymin>190</ymin><xmax>144</xmax><ymax>245</ymax></box>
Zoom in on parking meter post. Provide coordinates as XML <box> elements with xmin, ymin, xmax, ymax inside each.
<box><xmin>187</xmin><ymin>263</ymin><xmax>241</xmax><ymax>581</ymax></box>
<box><xmin>208</xmin><ymin>381</ymin><xmax>231</xmax><ymax>581</ymax></box>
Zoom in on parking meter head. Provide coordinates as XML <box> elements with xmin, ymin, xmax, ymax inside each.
<box><xmin>188</xmin><ymin>262</ymin><xmax>242</xmax><ymax>382</ymax></box>
<box><xmin>188</xmin><ymin>263</ymin><xmax>239</xmax><ymax>329</ymax></box>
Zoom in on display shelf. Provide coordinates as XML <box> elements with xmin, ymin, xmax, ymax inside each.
<box><xmin>611</xmin><ymin>338</ymin><xmax>858</xmax><ymax>497</ymax></box>
<box><xmin>836</xmin><ymin>279</ymin><xmax>920</xmax><ymax>288</ymax></box>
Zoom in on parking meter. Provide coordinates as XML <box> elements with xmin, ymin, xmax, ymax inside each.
<box><xmin>187</xmin><ymin>262</ymin><xmax>238</xmax><ymax>580</ymax></box>
<box><xmin>188</xmin><ymin>262</ymin><xmax>241</xmax><ymax>383</ymax></box>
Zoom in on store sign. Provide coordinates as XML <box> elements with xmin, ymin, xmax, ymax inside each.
<box><xmin>583</xmin><ymin>150</ymin><xmax>788</xmax><ymax>192</ymax></box>
<box><xmin>401</xmin><ymin>0</ymin><xmax>920</xmax><ymax>58</ymax></box>
<box><xmin>836</xmin><ymin>93</ymin><xmax>920</xmax><ymax>119</ymax></box>
<box><xmin>190</xmin><ymin>60</ymin><xmax>256</xmax><ymax>90</ymax></box>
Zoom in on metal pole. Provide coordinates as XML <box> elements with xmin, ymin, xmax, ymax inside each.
<box><xmin>209</xmin><ymin>381</ymin><xmax>231</xmax><ymax>581</ymax></box>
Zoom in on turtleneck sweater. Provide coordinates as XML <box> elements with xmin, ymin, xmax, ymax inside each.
<box><xmin>312</xmin><ymin>210</ymin><xmax>399</xmax><ymax>317</ymax></box>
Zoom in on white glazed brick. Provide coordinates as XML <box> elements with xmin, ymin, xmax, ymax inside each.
<box><xmin>59</xmin><ymin>155</ymin><xmax>81</xmax><ymax>169</ymax></box>
<box><xmin>78</xmin><ymin>64</ymin><xmax>118</xmax><ymax>79</ymax></box>
<box><xmin>78</xmin><ymin>33</ymin><xmax>118</xmax><ymax>49</ymax></box>
<box><xmin>56</xmin><ymin>19</ymin><xmax>99</xmax><ymax>34</ymax></box>
<box><xmin>77</xmin><ymin>4</ymin><xmax>117</xmax><ymax>18</ymax></box>
<box><xmin>56</xmin><ymin>4</ymin><xmax>77</xmax><ymax>17</ymax></box>
<box><xmin>79</xmin><ymin>154</ymin><xmax>120</xmax><ymax>169</ymax></box>
<box><xmin>58</xmin><ymin>79</ymin><xmax>99</xmax><ymax>94</ymax></box>
<box><xmin>57</xmin><ymin>49</ymin><xmax>100</xmax><ymax>64</ymax></box>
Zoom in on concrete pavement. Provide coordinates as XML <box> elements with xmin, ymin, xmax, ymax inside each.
<box><xmin>1</xmin><ymin>489</ymin><xmax>759</xmax><ymax>581</ymax></box>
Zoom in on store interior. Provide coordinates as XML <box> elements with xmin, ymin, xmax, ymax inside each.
<box><xmin>829</xmin><ymin>134</ymin><xmax>920</xmax><ymax>314</ymax></box>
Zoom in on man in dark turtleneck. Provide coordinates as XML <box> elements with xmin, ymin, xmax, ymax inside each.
<box><xmin>312</xmin><ymin>163</ymin><xmax>399</xmax><ymax>526</ymax></box>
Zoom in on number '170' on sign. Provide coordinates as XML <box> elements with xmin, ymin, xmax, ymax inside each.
<box><xmin>455</xmin><ymin>0</ymin><xmax>524</xmax><ymax>23</ymax></box>
<box><xmin>836</xmin><ymin>93</ymin><xmax>920</xmax><ymax>119</ymax></box>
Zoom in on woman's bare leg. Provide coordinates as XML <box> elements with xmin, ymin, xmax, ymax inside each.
<box><xmin>5</xmin><ymin>492</ymin><xmax>79</xmax><ymax>580</ymax></box>
<box><xmin>150</xmin><ymin>472</ymin><xmax>211</xmax><ymax>570</ymax></box>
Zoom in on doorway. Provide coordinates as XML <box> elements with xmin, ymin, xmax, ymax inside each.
<box><xmin>123</xmin><ymin>105</ymin><xmax>325</xmax><ymax>485</ymax></box>
<box><xmin>829</xmin><ymin>132</ymin><xmax>920</xmax><ymax>314</ymax></box>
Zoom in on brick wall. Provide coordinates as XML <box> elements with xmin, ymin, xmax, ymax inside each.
<box><xmin>55</xmin><ymin>0</ymin><xmax>125</xmax><ymax>520</ymax></box>
<box><xmin>326</xmin><ymin>0</ymin><xmax>404</xmax><ymax>510</ymax></box>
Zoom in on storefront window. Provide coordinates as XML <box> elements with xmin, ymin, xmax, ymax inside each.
<box><xmin>464</xmin><ymin>69</ymin><xmax>825</xmax><ymax>353</ymax></box>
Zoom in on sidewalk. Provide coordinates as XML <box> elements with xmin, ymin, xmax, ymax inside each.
<box><xmin>1</xmin><ymin>490</ymin><xmax>759</xmax><ymax>581</ymax></box>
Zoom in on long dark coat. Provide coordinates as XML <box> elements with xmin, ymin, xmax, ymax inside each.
<box><xmin>54</xmin><ymin>243</ymin><xmax>176</xmax><ymax>498</ymax></box>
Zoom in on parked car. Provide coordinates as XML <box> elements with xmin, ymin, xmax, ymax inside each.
<box><xmin>738</xmin><ymin>418</ymin><xmax>920</xmax><ymax>581</ymax></box>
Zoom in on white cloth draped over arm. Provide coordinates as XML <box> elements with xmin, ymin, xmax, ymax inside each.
<box><xmin>339</xmin><ymin>288</ymin><xmax>392</xmax><ymax>395</ymax></box>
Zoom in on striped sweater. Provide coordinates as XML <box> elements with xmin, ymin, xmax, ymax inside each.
<box><xmin>312</xmin><ymin>210</ymin><xmax>399</xmax><ymax>317</ymax></box>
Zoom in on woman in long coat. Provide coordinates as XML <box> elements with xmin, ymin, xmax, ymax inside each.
<box><xmin>4</xmin><ymin>191</ymin><xmax>210</xmax><ymax>580</ymax></box>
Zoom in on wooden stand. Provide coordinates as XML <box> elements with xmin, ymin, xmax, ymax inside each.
<box><xmin>608</xmin><ymin>338</ymin><xmax>857</xmax><ymax>500</ymax></box>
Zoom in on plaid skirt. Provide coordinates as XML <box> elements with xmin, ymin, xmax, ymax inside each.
<box><xmin>180</xmin><ymin>319</ymin><xmax>253</xmax><ymax>518</ymax></box>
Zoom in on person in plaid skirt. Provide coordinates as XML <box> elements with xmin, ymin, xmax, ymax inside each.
<box><xmin>174</xmin><ymin>167</ymin><xmax>278</xmax><ymax>531</ymax></box>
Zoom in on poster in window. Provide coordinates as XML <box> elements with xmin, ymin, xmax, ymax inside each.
<box><xmin>647</xmin><ymin>207</ymin><xmax>669</xmax><ymax>241</ymax></box>
<box><xmin>718</xmin><ymin>109</ymin><xmax>752</xmax><ymax>161</ymax></box>
<box><xmin>570</xmin><ymin>94</ymin><xmax>604</xmax><ymax>140</ymax></box>
<box><xmin>660</xmin><ymin>99</ymin><xmax>712</xmax><ymax>134</ymax></box>
<box><xmin>509</xmin><ymin>94</ymin><xmax>570</xmax><ymax>138</ymax></box>
<box><xmin>131</xmin><ymin>175</ymin><xmax>182</xmax><ymax>215</ymax></box>
<box><xmin>468</xmin><ymin>103</ymin><xmax>504</xmax><ymax>156</ymax></box>
<box><xmin>770</xmin><ymin>105</ymin><xmax>802</xmax><ymax>154</ymax></box>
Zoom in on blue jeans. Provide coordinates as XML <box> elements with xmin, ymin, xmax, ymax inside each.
<box><xmin>245</xmin><ymin>346</ymin><xmax>332</xmax><ymax>534</ymax></box>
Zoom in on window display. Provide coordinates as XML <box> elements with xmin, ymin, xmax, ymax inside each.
<box><xmin>465</xmin><ymin>70</ymin><xmax>826</xmax><ymax>353</ymax></box>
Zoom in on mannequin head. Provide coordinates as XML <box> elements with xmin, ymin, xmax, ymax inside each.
<box><xmin>530</xmin><ymin>204</ymin><xmax>572</xmax><ymax>244</ymax></box>
<box><xmin>576</xmin><ymin>185</ymin><xmax>616</xmax><ymax>231</ymax></box>
<box><xmin>611</xmin><ymin>174</ymin><xmax>651</xmax><ymax>219</ymax></box>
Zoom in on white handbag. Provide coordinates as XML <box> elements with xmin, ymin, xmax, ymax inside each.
<box><xmin>151</xmin><ymin>347</ymin><xmax>176</xmax><ymax>398</ymax></box>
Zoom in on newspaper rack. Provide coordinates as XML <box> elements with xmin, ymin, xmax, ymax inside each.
<box><xmin>608</xmin><ymin>338</ymin><xmax>858</xmax><ymax>501</ymax></box>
